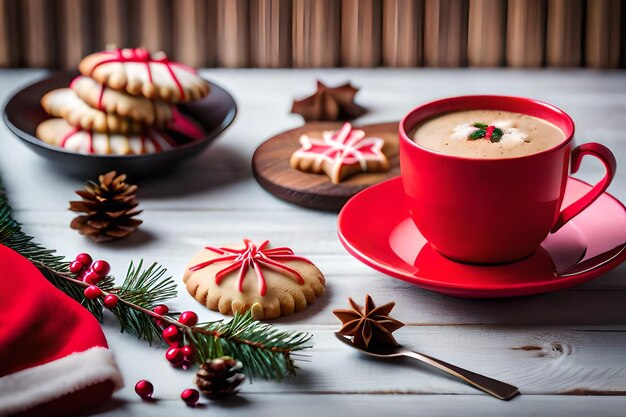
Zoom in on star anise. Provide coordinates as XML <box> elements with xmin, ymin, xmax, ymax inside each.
<box><xmin>290</xmin><ymin>80</ymin><xmax>367</xmax><ymax>122</ymax></box>
<box><xmin>333</xmin><ymin>294</ymin><xmax>404</xmax><ymax>350</ymax></box>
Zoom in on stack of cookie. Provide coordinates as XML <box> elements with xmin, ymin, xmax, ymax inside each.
<box><xmin>36</xmin><ymin>48</ymin><xmax>210</xmax><ymax>155</ymax></box>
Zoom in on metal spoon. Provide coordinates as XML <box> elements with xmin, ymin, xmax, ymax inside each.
<box><xmin>335</xmin><ymin>333</ymin><xmax>520</xmax><ymax>401</ymax></box>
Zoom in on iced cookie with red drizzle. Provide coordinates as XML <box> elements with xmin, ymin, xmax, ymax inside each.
<box><xmin>290</xmin><ymin>122</ymin><xmax>390</xmax><ymax>184</ymax></box>
<box><xmin>35</xmin><ymin>118</ymin><xmax>177</xmax><ymax>155</ymax></box>
<box><xmin>70</xmin><ymin>76</ymin><xmax>173</xmax><ymax>126</ymax></box>
<box><xmin>183</xmin><ymin>239</ymin><xmax>325</xmax><ymax>319</ymax></box>
<box><xmin>41</xmin><ymin>88</ymin><xmax>143</xmax><ymax>134</ymax></box>
<box><xmin>79</xmin><ymin>48</ymin><xmax>210</xmax><ymax>103</ymax></box>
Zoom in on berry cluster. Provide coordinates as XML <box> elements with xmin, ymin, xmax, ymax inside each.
<box><xmin>135</xmin><ymin>305</ymin><xmax>202</xmax><ymax>406</ymax></box>
<box><xmin>70</xmin><ymin>253</ymin><xmax>117</xmax><ymax>306</ymax></box>
<box><xmin>158</xmin><ymin>307</ymin><xmax>198</xmax><ymax>369</ymax></box>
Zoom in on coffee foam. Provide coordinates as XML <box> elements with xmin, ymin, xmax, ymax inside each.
<box><xmin>411</xmin><ymin>110</ymin><xmax>565</xmax><ymax>159</ymax></box>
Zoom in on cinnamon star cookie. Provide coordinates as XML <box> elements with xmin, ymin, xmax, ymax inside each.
<box><xmin>70</xmin><ymin>76</ymin><xmax>173</xmax><ymax>126</ymax></box>
<box><xmin>183</xmin><ymin>239</ymin><xmax>326</xmax><ymax>320</ymax></box>
<box><xmin>36</xmin><ymin>118</ymin><xmax>176</xmax><ymax>155</ymax></box>
<box><xmin>79</xmin><ymin>48</ymin><xmax>210</xmax><ymax>103</ymax></box>
<box><xmin>41</xmin><ymin>88</ymin><xmax>143</xmax><ymax>134</ymax></box>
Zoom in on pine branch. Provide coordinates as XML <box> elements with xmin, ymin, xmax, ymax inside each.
<box><xmin>0</xmin><ymin>177</ymin><xmax>312</xmax><ymax>381</ymax></box>
<box><xmin>188</xmin><ymin>313</ymin><xmax>312</xmax><ymax>380</ymax></box>
<box><xmin>109</xmin><ymin>261</ymin><xmax>177</xmax><ymax>344</ymax></box>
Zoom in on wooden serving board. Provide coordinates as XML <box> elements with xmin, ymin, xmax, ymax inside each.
<box><xmin>252</xmin><ymin>121</ymin><xmax>400</xmax><ymax>211</ymax></box>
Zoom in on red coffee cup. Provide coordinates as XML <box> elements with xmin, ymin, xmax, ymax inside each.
<box><xmin>399</xmin><ymin>95</ymin><xmax>616</xmax><ymax>264</ymax></box>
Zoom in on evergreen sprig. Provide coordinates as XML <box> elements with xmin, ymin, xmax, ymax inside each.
<box><xmin>0</xmin><ymin>177</ymin><xmax>312</xmax><ymax>381</ymax></box>
<box><xmin>186</xmin><ymin>313</ymin><xmax>311</xmax><ymax>380</ymax></box>
<box><xmin>109</xmin><ymin>260</ymin><xmax>177</xmax><ymax>344</ymax></box>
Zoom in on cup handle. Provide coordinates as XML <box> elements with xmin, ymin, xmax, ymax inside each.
<box><xmin>551</xmin><ymin>143</ymin><xmax>617</xmax><ymax>233</ymax></box>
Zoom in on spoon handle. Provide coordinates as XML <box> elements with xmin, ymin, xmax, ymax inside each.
<box><xmin>401</xmin><ymin>350</ymin><xmax>520</xmax><ymax>400</ymax></box>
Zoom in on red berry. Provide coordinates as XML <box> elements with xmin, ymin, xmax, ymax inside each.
<box><xmin>153</xmin><ymin>304</ymin><xmax>169</xmax><ymax>327</ymax></box>
<box><xmin>83</xmin><ymin>271</ymin><xmax>102</xmax><ymax>285</ymax></box>
<box><xmin>181</xmin><ymin>345</ymin><xmax>195</xmax><ymax>369</ymax></box>
<box><xmin>165</xmin><ymin>347</ymin><xmax>183</xmax><ymax>365</ymax></box>
<box><xmin>181</xmin><ymin>344</ymin><xmax>194</xmax><ymax>359</ymax></box>
<box><xmin>69</xmin><ymin>261</ymin><xmax>84</xmax><ymax>274</ymax></box>
<box><xmin>75</xmin><ymin>253</ymin><xmax>92</xmax><ymax>267</ymax></box>
<box><xmin>84</xmin><ymin>285</ymin><xmax>102</xmax><ymax>299</ymax></box>
<box><xmin>134</xmin><ymin>380</ymin><xmax>154</xmax><ymax>399</ymax></box>
<box><xmin>178</xmin><ymin>311</ymin><xmax>198</xmax><ymax>326</ymax></box>
<box><xmin>162</xmin><ymin>325</ymin><xmax>181</xmax><ymax>344</ymax></box>
<box><xmin>91</xmin><ymin>260</ymin><xmax>111</xmax><ymax>277</ymax></box>
<box><xmin>103</xmin><ymin>294</ymin><xmax>119</xmax><ymax>308</ymax></box>
<box><xmin>153</xmin><ymin>304</ymin><xmax>169</xmax><ymax>315</ymax></box>
<box><xmin>181</xmin><ymin>389</ymin><xmax>199</xmax><ymax>406</ymax></box>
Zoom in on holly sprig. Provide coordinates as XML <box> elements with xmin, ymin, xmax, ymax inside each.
<box><xmin>0</xmin><ymin>178</ymin><xmax>311</xmax><ymax>381</ymax></box>
<box><xmin>468</xmin><ymin>122</ymin><xmax>504</xmax><ymax>143</ymax></box>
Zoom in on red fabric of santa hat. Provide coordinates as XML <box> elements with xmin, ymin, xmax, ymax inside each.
<box><xmin>0</xmin><ymin>244</ymin><xmax>123</xmax><ymax>416</ymax></box>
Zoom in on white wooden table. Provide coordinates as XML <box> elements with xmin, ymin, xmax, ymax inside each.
<box><xmin>1</xmin><ymin>69</ymin><xmax>625</xmax><ymax>416</ymax></box>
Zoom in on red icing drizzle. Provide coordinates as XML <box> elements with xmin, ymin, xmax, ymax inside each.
<box><xmin>189</xmin><ymin>239</ymin><xmax>312</xmax><ymax>296</ymax></box>
<box><xmin>87</xmin><ymin>131</ymin><xmax>94</xmax><ymax>153</ymax></box>
<box><xmin>149</xmin><ymin>132</ymin><xmax>164</xmax><ymax>152</ymax></box>
<box><xmin>59</xmin><ymin>128</ymin><xmax>93</xmax><ymax>153</ymax></box>
<box><xmin>96</xmin><ymin>83</ymin><xmax>106</xmax><ymax>111</ymax></box>
<box><xmin>89</xmin><ymin>48</ymin><xmax>190</xmax><ymax>100</ymax></box>
<box><xmin>59</xmin><ymin>128</ymin><xmax>78</xmax><ymax>147</ymax></box>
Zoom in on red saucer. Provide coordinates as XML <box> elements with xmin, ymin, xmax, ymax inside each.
<box><xmin>338</xmin><ymin>176</ymin><xmax>626</xmax><ymax>297</ymax></box>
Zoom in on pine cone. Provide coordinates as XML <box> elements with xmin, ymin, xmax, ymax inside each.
<box><xmin>69</xmin><ymin>171</ymin><xmax>142</xmax><ymax>243</ymax></box>
<box><xmin>194</xmin><ymin>357</ymin><xmax>245</xmax><ymax>400</ymax></box>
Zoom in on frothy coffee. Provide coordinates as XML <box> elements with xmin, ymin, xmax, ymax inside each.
<box><xmin>411</xmin><ymin>110</ymin><xmax>565</xmax><ymax>159</ymax></box>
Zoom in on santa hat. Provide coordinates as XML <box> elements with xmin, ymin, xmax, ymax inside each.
<box><xmin>0</xmin><ymin>244</ymin><xmax>123</xmax><ymax>416</ymax></box>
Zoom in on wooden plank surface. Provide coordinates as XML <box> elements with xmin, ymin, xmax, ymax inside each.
<box><xmin>506</xmin><ymin>0</ymin><xmax>547</xmax><ymax>67</ymax></box>
<box><xmin>423</xmin><ymin>0</ymin><xmax>469</xmax><ymax>67</ymax></box>
<box><xmin>467</xmin><ymin>0</ymin><xmax>506</xmax><ymax>67</ymax></box>
<box><xmin>382</xmin><ymin>0</ymin><xmax>423</xmax><ymax>67</ymax></box>
<box><xmin>292</xmin><ymin>0</ymin><xmax>341</xmax><ymax>67</ymax></box>
<box><xmin>90</xmin><ymin>395</ymin><xmax>626</xmax><ymax>417</ymax></box>
<box><xmin>546</xmin><ymin>0</ymin><xmax>583</xmax><ymax>67</ymax></box>
<box><xmin>0</xmin><ymin>68</ymin><xmax>625</xmax><ymax>416</ymax></box>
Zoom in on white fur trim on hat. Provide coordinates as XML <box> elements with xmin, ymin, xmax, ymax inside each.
<box><xmin>0</xmin><ymin>347</ymin><xmax>124</xmax><ymax>416</ymax></box>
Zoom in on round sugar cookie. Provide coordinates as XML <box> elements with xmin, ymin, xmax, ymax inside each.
<box><xmin>183</xmin><ymin>239</ymin><xmax>326</xmax><ymax>320</ymax></box>
<box><xmin>41</xmin><ymin>88</ymin><xmax>143</xmax><ymax>134</ymax></box>
<box><xmin>36</xmin><ymin>118</ymin><xmax>176</xmax><ymax>155</ymax></box>
<box><xmin>79</xmin><ymin>48</ymin><xmax>210</xmax><ymax>103</ymax></box>
<box><xmin>70</xmin><ymin>76</ymin><xmax>173</xmax><ymax>126</ymax></box>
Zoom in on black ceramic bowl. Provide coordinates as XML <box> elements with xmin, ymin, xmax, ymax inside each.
<box><xmin>3</xmin><ymin>72</ymin><xmax>237</xmax><ymax>177</ymax></box>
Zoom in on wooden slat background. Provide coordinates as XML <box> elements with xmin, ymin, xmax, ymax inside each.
<box><xmin>0</xmin><ymin>0</ymin><xmax>623</xmax><ymax>68</ymax></box>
